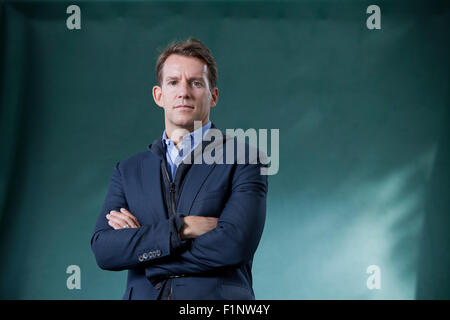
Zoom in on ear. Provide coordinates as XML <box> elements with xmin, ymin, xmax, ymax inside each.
<box><xmin>152</xmin><ymin>85</ymin><xmax>164</xmax><ymax>108</ymax></box>
<box><xmin>210</xmin><ymin>87</ymin><xmax>219</xmax><ymax>108</ymax></box>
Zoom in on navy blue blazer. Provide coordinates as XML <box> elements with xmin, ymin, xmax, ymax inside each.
<box><xmin>91</xmin><ymin>125</ymin><xmax>268</xmax><ymax>299</ymax></box>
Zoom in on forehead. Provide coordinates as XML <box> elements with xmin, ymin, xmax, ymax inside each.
<box><xmin>162</xmin><ymin>54</ymin><xmax>208</xmax><ymax>79</ymax></box>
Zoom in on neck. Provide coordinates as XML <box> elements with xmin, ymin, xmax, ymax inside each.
<box><xmin>165</xmin><ymin>118</ymin><xmax>209</xmax><ymax>141</ymax></box>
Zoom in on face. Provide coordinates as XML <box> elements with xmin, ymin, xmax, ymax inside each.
<box><xmin>152</xmin><ymin>54</ymin><xmax>219</xmax><ymax>135</ymax></box>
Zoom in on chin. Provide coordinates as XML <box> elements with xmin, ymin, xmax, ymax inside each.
<box><xmin>173</xmin><ymin>118</ymin><xmax>195</xmax><ymax>128</ymax></box>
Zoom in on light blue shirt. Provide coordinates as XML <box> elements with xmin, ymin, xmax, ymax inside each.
<box><xmin>161</xmin><ymin>121</ymin><xmax>211</xmax><ymax>181</ymax></box>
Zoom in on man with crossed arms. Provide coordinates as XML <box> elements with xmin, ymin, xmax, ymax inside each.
<box><xmin>91</xmin><ymin>38</ymin><xmax>268</xmax><ymax>300</ymax></box>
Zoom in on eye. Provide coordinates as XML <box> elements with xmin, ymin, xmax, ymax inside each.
<box><xmin>168</xmin><ymin>80</ymin><xmax>177</xmax><ymax>86</ymax></box>
<box><xmin>193</xmin><ymin>81</ymin><xmax>203</xmax><ymax>87</ymax></box>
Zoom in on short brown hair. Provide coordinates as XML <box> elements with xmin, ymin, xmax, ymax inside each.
<box><xmin>155</xmin><ymin>37</ymin><xmax>218</xmax><ymax>90</ymax></box>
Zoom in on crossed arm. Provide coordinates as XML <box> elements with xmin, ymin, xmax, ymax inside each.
<box><xmin>107</xmin><ymin>208</ymin><xmax>218</xmax><ymax>240</ymax></box>
<box><xmin>91</xmin><ymin>161</ymin><xmax>267</xmax><ymax>281</ymax></box>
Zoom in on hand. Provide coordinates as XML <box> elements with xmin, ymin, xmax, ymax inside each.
<box><xmin>180</xmin><ymin>216</ymin><xmax>218</xmax><ymax>240</ymax></box>
<box><xmin>106</xmin><ymin>208</ymin><xmax>141</xmax><ymax>230</ymax></box>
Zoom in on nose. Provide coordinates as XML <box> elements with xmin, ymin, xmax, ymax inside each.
<box><xmin>177</xmin><ymin>80</ymin><xmax>191</xmax><ymax>99</ymax></box>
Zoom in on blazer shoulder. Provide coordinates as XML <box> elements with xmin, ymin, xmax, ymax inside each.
<box><xmin>222</xmin><ymin>135</ymin><xmax>268</xmax><ymax>165</ymax></box>
<box><xmin>116</xmin><ymin>150</ymin><xmax>153</xmax><ymax>169</ymax></box>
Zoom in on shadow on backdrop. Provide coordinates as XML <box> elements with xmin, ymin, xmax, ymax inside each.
<box><xmin>416</xmin><ymin>107</ymin><xmax>450</xmax><ymax>299</ymax></box>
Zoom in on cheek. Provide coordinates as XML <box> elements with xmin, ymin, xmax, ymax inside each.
<box><xmin>198</xmin><ymin>92</ymin><xmax>211</xmax><ymax>106</ymax></box>
<box><xmin>162</xmin><ymin>92</ymin><xmax>176</xmax><ymax>106</ymax></box>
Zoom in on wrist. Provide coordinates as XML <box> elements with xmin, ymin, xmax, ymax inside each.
<box><xmin>179</xmin><ymin>224</ymin><xmax>190</xmax><ymax>240</ymax></box>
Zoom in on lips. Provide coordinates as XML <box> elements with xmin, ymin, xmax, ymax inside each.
<box><xmin>174</xmin><ymin>105</ymin><xmax>194</xmax><ymax>109</ymax></box>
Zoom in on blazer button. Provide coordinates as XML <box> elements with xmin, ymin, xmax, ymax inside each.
<box><xmin>138</xmin><ymin>255</ymin><xmax>144</xmax><ymax>262</ymax></box>
<box><xmin>156</xmin><ymin>250</ymin><xmax>161</xmax><ymax>257</ymax></box>
<box><xmin>143</xmin><ymin>253</ymin><xmax>148</xmax><ymax>260</ymax></box>
<box><xmin>149</xmin><ymin>252</ymin><xmax>155</xmax><ymax>259</ymax></box>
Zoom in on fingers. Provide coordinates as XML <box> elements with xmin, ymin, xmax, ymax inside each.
<box><xmin>108</xmin><ymin>219</ymin><xmax>122</xmax><ymax>230</ymax></box>
<box><xmin>182</xmin><ymin>216</ymin><xmax>219</xmax><ymax>239</ymax></box>
<box><xmin>106</xmin><ymin>208</ymin><xmax>141</xmax><ymax>229</ymax></box>
<box><xmin>184</xmin><ymin>216</ymin><xmax>217</xmax><ymax>223</ymax></box>
<box><xmin>205</xmin><ymin>217</ymin><xmax>218</xmax><ymax>230</ymax></box>
<box><xmin>118</xmin><ymin>208</ymin><xmax>141</xmax><ymax>227</ymax></box>
<box><xmin>107</xmin><ymin>213</ymin><xmax>134</xmax><ymax>228</ymax></box>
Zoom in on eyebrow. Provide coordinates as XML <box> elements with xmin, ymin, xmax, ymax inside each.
<box><xmin>165</xmin><ymin>76</ymin><xmax>205</xmax><ymax>82</ymax></box>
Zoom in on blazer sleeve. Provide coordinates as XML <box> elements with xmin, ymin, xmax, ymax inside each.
<box><xmin>144</xmin><ymin>161</ymin><xmax>268</xmax><ymax>283</ymax></box>
<box><xmin>90</xmin><ymin>162</ymin><xmax>185</xmax><ymax>271</ymax></box>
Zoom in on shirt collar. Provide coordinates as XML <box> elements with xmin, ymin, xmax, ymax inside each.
<box><xmin>161</xmin><ymin>121</ymin><xmax>212</xmax><ymax>148</ymax></box>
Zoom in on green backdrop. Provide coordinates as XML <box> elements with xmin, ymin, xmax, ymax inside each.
<box><xmin>0</xmin><ymin>0</ymin><xmax>449</xmax><ymax>299</ymax></box>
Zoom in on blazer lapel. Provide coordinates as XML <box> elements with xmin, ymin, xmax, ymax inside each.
<box><xmin>177</xmin><ymin>163</ymin><xmax>217</xmax><ymax>215</ymax></box>
<box><xmin>141</xmin><ymin>140</ymin><xmax>167</xmax><ymax>220</ymax></box>
<box><xmin>142</xmin><ymin>123</ymin><xmax>227</xmax><ymax>218</ymax></box>
<box><xmin>177</xmin><ymin>124</ymin><xmax>224</xmax><ymax>215</ymax></box>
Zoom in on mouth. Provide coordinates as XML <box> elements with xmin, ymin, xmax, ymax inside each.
<box><xmin>174</xmin><ymin>105</ymin><xmax>194</xmax><ymax>110</ymax></box>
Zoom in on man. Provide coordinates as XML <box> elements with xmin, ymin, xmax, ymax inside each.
<box><xmin>91</xmin><ymin>38</ymin><xmax>268</xmax><ymax>300</ymax></box>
